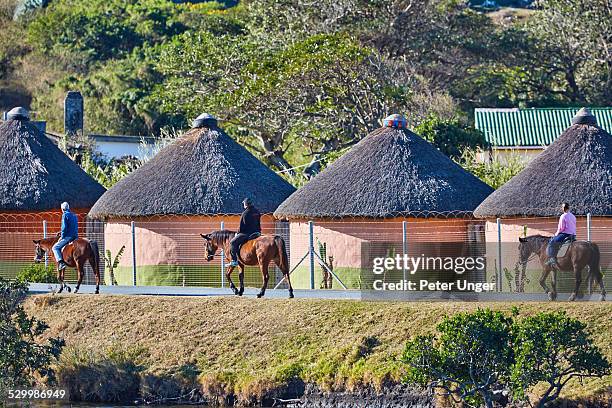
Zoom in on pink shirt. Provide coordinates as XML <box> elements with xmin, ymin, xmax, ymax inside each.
<box><xmin>557</xmin><ymin>212</ymin><xmax>576</xmax><ymax>235</ymax></box>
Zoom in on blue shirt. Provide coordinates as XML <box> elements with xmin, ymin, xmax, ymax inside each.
<box><xmin>61</xmin><ymin>210</ymin><xmax>79</xmax><ymax>239</ymax></box>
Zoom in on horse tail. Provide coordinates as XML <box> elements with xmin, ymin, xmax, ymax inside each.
<box><xmin>90</xmin><ymin>240</ymin><xmax>100</xmax><ymax>277</ymax></box>
<box><xmin>274</xmin><ymin>236</ymin><xmax>289</xmax><ymax>275</ymax></box>
<box><xmin>589</xmin><ymin>243</ymin><xmax>602</xmax><ymax>288</ymax></box>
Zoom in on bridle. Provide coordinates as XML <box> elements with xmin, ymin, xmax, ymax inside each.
<box><xmin>518</xmin><ymin>238</ymin><xmax>545</xmax><ymax>266</ymax></box>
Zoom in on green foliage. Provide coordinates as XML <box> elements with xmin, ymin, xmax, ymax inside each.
<box><xmin>511</xmin><ymin>311</ymin><xmax>610</xmax><ymax>407</ymax></box>
<box><xmin>0</xmin><ymin>278</ymin><xmax>65</xmax><ymax>400</ymax></box>
<box><xmin>104</xmin><ymin>246</ymin><xmax>125</xmax><ymax>286</ymax></box>
<box><xmin>459</xmin><ymin>148</ymin><xmax>526</xmax><ymax>188</ymax></box>
<box><xmin>26</xmin><ymin>0</ymin><xmax>185</xmax><ymax>67</ymax></box>
<box><xmin>415</xmin><ymin>115</ymin><xmax>488</xmax><ymax>159</ymax></box>
<box><xmin>402</xmin><ymin>309</ymin><xmax>610</xmax><ymax>408</ymax></box>
<box><xmin>78</xmin><ymin>153</ymin><xmax>138</xmax><ymax>189</ymax></box>
<box><xmin>16</xmin><ymin>263</ymin><xmax>58</xmax><ymax>283</ymax></box>
<box><xmin>403</xmin><ymin>309</ymin><xmax>513</xmax><ymax>407</ymax></box>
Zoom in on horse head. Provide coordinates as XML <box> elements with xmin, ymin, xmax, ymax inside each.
<box><xmin>518</xmin><ymin>235</ymin><xmax>548</xmax><ymax>265</ymax></box>
<box><xmin>32</xmin><ymin>240</ymin><xmax>45</xmax><ymax>263</ymax></box>
<box><xmin>200</xmin><ymin>233</ymin><xmax>217</xmax><ymax>261</ymax></box>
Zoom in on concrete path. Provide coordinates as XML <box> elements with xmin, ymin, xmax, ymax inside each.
<box><xmin>27</xmin><ymin>283</ymin><xmax>605</xmax><ymax>301</ymax></box>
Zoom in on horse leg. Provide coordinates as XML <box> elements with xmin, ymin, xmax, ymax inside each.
<box><xmin>94</xmin><ymin>260</ymin><xmax>100</xmax><ymax>295</ymax></box>
<box><xmin>90</xmin><ymin>253</ymin><xmax>100</xmax><ymax>294</ymax></box>
<box><xmin>56</xmin><ymin>267</ymin><xmax>64</xmax><ymax>293</ymax></box>
<box><xmin>238</xmin><ymin>265</ymin><xmax>245</xmax><ymax>296</ymax></box>
<box><xmin>74</xmin><ymin>261</ymin><xmax>83</xmax><ymax>294</ymax></box>
<box><xmin>568</xmin><ymin>266</ymin><xmax>581</xmax><ymax>302</ymax></box>
<box><xmin>549</xmin><ymin>268</ymin><xmax>557</xmax><ymax>301</ymax></box>
<box><xmin>592</xmin><ymin>265</ymin><xmax>606</xmax><ymax>302</ymax></box>
<box><xmin>278</xmin><ymin>259</ymin><xmax>294</xmax><ymax>299</ymax></box>
<box><xmin>226</xmin><ymin>265</ymin><xmax>239</xmax><ymax>295</ymax></box>
<box><xmin>539</xmin><ymin>268</ymin><xmax>550</xmax><ymax>294</ymax></box>
<box><xmin>62</xmin><ymin>269</ymin><xmax>71</xmax><ymax>293</ymax></box>
<box><xmin>257</xmin><ymin>263</ymin><xmax>269</xmax><ymax>298</ymax></box>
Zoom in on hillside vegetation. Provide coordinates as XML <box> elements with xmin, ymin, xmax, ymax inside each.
<box><xmin>1</xmin><ymin>0</ymin><xmax>610</xmax><ymax>179</ymax></box>
<box><xmin>24</xmin><ymin>295</ymin><xmax>612</xmax><ymax>405</ymax></box>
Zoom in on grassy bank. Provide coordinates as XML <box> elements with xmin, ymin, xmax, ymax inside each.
<box><xmin>24</xmin><ymin>295</ymin><xmax>612</xmax><ymax>405</ymax></box>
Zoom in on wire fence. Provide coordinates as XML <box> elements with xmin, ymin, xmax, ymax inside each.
<box><xmin>0</xmin><ymin>212</ymin><xmax>610</xmax><ymax>296</ymax></box>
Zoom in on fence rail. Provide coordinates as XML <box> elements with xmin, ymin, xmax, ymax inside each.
<box><xmin>0</xmin><ymin>213</ymin><xmax>610</xmax><ymax>297</ymax></box>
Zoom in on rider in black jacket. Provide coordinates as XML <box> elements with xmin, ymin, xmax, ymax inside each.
<box><xmin>229</xmin><ymin>198</ymin><xmax>261</xmax><ymax>266</ymax></box>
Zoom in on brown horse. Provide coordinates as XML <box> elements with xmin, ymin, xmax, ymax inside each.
<box><xmin>33</xmin><ymin>234</ymin><xmax>101</xmax><ymax>294</ymax></box>
<box><xmin>518</xmin><ymin>235</ymin><xmax>605</xmax><ymax>301</ymax></box>
<box><xmin>200</xmin><ymin>230</ymin><xmax>293</xmax><ymax>298</ymax></box>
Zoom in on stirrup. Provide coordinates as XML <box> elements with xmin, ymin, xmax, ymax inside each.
<box><xmin>545</xmin><ymin>258</ymin><xmax>557</xmax><ymax>266</ymax></box>
<box><xmin>229</xmin><ymin>260</ymin><xmax>239</xmax><ymax>267</ymax></box>
<box><xmin>58</xmin><ymin>261</ymin><xmax>67</xmax><ymax>271</ymax></box>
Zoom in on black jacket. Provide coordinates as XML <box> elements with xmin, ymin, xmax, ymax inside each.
<box><xmin>239</xmin><ymin>206</ymin><xmax>261</xmax><ymax>235</ymax></box>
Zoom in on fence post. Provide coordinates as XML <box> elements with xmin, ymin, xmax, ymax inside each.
<box><xmin>220</xmin><ymin>221</ymin><xmax>225</xmax><ymax>288</ymax></box>
<box><xmin>586</xmin><ymin>213</ymin><xmax>591</xmax><ymax>242</ymax></box>
<box><xmin>496</xmin><ymin>218</ymin><xmax>502</xmax><ymax>292</ymax></box>
<box><xmin>42</xmin><ymin>220</ymin><xmax>48</xmax><ymax>268</ymax></box>
<box><xmin>402</xmin><ymin>221</ymin><xmax>408</xmax><ymax>282</ymax></box>
<box><xmin>131</xmin><ymin>221</ymin><xmax>137</xmax><ymax>286</ymax></box>
<box><xmin>309</xmin><ymin>221</ymin><xmax>315</xmax><ymax>290</ymax></box>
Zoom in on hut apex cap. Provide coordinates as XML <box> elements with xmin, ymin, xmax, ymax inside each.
<box><xmin>572</xmin><ymin>107</ymin><xmax>597</xmax><ymax>126</ymax></box>
<box><xmin>383</xmin><ymin>114</ymin><xmax>407</xmax><ymax>129</ymax></box>
<box><xmin>7</xmin><ymin>107</ymin><xmax>30</xmax><ymax>121</ymax></box>
<box><xmin>192</xmin><ymin>113</ymin><xmax>218</xmax><ymax>129</ymax></box>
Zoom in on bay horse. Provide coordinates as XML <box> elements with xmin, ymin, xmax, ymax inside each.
<box><xmin>33</xmin><ymin>233</ymin><xmax>101</xmax><ymax>294</ymax></box>
<box><xmin>200</xmin><ymin>230</ymin><xmax>294</xmax><ymax>298</ymax></box>
<box><xmin>518</xmin><ymin>235</ymin><xmax>605</xmax><ymax>301</ymax></box>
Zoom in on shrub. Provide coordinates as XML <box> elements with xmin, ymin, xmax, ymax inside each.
<box><xmin>402</xmin><ymin>309</ymin><xmax>513</xmax><ymax>408</ymax></box>
<box><xmin>402</xmin><ymin>309</ymin><xmax>610</xmax><ymax>408</ymax></box>
<box><xmin>0</xmin><ymin>278</ymin><xmax>65</xmax><ymax>400</ymax></box>
<box><xmin>16</xmin><ymin>263</ymin><xmax>58</xmax><ymax>283</ymax></box>
<box><xmin>511</xmin><ymin>311</ymin><xmax>610</xmax><ymax>408</ymax></box>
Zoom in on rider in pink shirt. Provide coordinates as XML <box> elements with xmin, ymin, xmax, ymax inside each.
<box><xmin>547</xmin><ymin>202</ymin><xmax>577</xmax><ymax>266</ymax></box>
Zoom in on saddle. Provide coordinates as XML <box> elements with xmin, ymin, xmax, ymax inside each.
<box><xmin>236</xmin><ymin>232</ymin><xmax>261</xmax><ymax>263</ymax></box>
<box><xmin>61</xmin><ymin>241</ymin><xmax>77</xmax><ymax>264</ymax></box>
<box><xmin>558</xmin><ymin>237</ymin><xmax>576</xmax><ymax>258</ymax></box>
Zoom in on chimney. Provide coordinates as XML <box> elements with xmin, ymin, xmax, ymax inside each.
<box><xmin>64</xmin><ymin>91</ymin><xmax>84</xmax><ymax>136</ymax></box>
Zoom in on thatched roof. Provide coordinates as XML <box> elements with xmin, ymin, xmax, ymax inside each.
<box><xmin>89</xmin><ymin>119</ymin><xmax>295</xmax><ymax>218</ymax></box>
<box><xmin>474</xmin><ymin>109</ymin><xmax>612</xmax><ymax>217</ymax></box>
<box><xmin>0</xmin><ymin>118</ymin><xmax>106</xmax><ymax>211</ymax></box>
<box><xmin>274</xmin><ymin>121</ymin><xmax>494</xmax><ymax>219</ymax></box>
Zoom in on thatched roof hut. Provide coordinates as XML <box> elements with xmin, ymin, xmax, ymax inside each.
<box><xmin>0</xmin><ymin>108</ymin><xmax>105</xmax><ymax>212</ymax></box>
<box><xmin>89</xmin><ymin>116</ymin><xmax>295</xmax><ymax>219</ymax></box>
<box><xmin>274</xmin><ymin>115</ymin><xmax>493</xmax><ymax>219</ymax></box>
<box><xmin>474</xmin><ymin>108</ymin><xmax>612</xmax><ymax>217</ymax></box>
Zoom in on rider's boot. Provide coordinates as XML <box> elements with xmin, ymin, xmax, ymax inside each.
<box><xmin>58</xmin><ymin>260</ymin><xmax>67</xmax><ymax>270</ymax></box>
<box><xmin>545</xmin><ymin>257</ymin><xmax>557</xmax><ymax>267</ymax></box>
<box><xmin>229</xmin><ymin>260</ymin><xmax>239</xmax><ymax>267</ymax></box>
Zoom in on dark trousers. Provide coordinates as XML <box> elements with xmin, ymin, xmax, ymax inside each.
<box><xmin>230</xmin><ymin>233</ymin><xmax>249</xmax><ymax>262</ymax></box>
<box><xmin>547</xmin><ymin>233</ymin><xmax>575</xmax><ymax>258</ymax></box>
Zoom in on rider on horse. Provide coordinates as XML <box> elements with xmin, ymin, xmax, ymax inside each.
<box><xmin>53</xmin><ymin>202</ymin><xmax>78</xmax><ymax>271</ymax></box>
<box><xmin>229</xmin><ymin>198</ymin><xmax>261</xmax><ymax>267</ymax></box>
<box><xmin>546</xmin><ymin>202</ymin><xmax>576</xmax><ymax>266</ymax></box>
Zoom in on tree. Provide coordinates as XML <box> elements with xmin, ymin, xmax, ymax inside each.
<box><xmin>511</xmin><ymin>311</ymin><xmax>610</xmax><ymax>408</ymax></box>
<box><xmin>415</xmin><ymin>115</ymin><xmax>488</xmax><ymax>160</ymax></box>
<box><xmin>402</xmin><ymin>309</ymin><xmax>514</xmax><ymax>408</ymax></box>
<box><xmin>0</xmin><ymin>278</ymin><xmax>64</xmax><ymax>400</ymax></box>
<box><xmin>402</xmin><ymin>309</ymin><xmax>610</xmax><ymax>407</ymax></box>
<box><xmin>156</xmin><ymin>32</ymin><xmax>403</xmax><ymax>171</ymax></box>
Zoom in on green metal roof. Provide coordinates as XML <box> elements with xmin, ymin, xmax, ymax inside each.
<box><xmin>474</xmin><ymin>107</ymin><xmax>612</xmax><ymax>147</ymax></box>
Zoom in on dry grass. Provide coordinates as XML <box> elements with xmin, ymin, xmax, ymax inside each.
<box><xmin>25</xmin><ymin>295</ymin><xmax>612</xmax><ymax>404</ymax></box>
